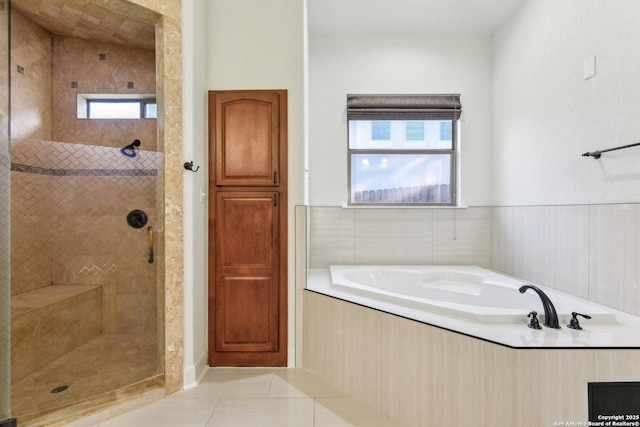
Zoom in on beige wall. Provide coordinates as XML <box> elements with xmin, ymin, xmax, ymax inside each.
<box><xmin>51</xmin><ymin>36</ymin><xmax>157</xmax><ymax>149</ymax></box>
<box><xmin>10</xmin><ymin>11</ymin><xmax>51</xmax><ymax>140</ymax></box>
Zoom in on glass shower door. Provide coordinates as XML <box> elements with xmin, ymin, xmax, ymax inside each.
<box><xmin>0</xmin><ymin>0</ymin><xmax>12</xmax><ymax>425</ymax></box>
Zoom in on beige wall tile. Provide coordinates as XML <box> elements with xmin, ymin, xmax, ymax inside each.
<box><xmin>433</xmin><ymin>207</ymin><xmax>492</xmax><ymax>267</ymax></box>
<box><xmin>11</xmin><ymin>286</ymin><xmax>102</xmax><ymax>383</ymax></box>
<box><xmin>512</xmin><ymin>350</ymin><xmax>593</xmax><ymax>425</ymax></box>
<box><xmin>304</xmin><ymin>292</ymin><xmax>640</xmax><ymax>427</ymax></box>
<box><xmin>303</xmin><ymin>292</ymin><xmax>383</xmax><ymax>409</ymax></box>
<box><xmin>309</xmin><ymin>206</ymin><xmax>488</xmax><ymax>268</ymax></box>
<box><xmin>380</xmin><ymin>315</ymin><xmax>424</xmax><ymax>426</ymax></box>
<box><xmin>354</xmin><ymin>208</ymin><xmax>433</xmax><ymax>265</ymax></box>
<box><xmin>51</xmin><ymin>36</ymin><xmax>157</xmax><ymax>149</ymax></box>
<box><xmin>593</xmin><ymin>350</ymin><xmax>640</xmax><ymax>379</ymax></box>
<box><xmin>295</xmin><ymin>205</ymin><xmax>308</xmax><ymax>290</ymax></box>
<box><xmin>13</xmin><ymin>142</ymin><xmax>159</xmax><ymax>334</ymax></box>
<box><xmin>10</xmin><ymin>213</ymin><xmax>51</xmax><ymax>294</ymax></box>
<box><xmin>295</xmin><ymin>289</ymin><xmax>305</xmax><ymax>367</ymax></box>
<box><xmin>10</xmin><ymin>11</ymin><xmax>52</xmax><ymax>140</ymax></box>
<box><xmin>10</xmin><ymin>22</ymin><xmax>161</xmax><ymax>345</ymax></box>
<box><xmin>589</xmin><ymin>204</ymin><xmax>640</xmax><ymax>314</ymax></box>
<box><xmin>303</xmin><ymin>291</ymin><xmax>345</xmax><ymax>387</ymax></box>
<box><xmin>492</xmin><ymin>205</ymin><xmax>589</xmax><ymax>297</ymax></box>
<box><xmin>490</xmin><ymin>206</ymin><xmax>513</xmax><ymax>273</ymax></box>
<box><xmin>309</xmin><ymin>207</ymin><xmax>355</xmax><ymax>268</ymax></box>
<box><xmin>115</xmin><ymin>294</ymin><xmax>157</xmax><ymax>334</ymax></box>
<box><xmin>340</xmin><ymin>302</ymin><xmax>382</xmax><ymax>410</ymax></box>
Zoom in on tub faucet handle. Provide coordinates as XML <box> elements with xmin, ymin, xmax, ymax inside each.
<box><xmin>567</xmin><ymin>312</ymin><xmax>591</xmax><ymax>330</ymax></box>
<box><xmin>527</xmin><ymin>311</ymin><xmax>542</xmax><ymax>329</ymax></box>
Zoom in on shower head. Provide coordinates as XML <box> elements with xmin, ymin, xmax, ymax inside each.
<box><xmin>120</xmin><ymin>139</ymin><xmax>141</xmax><ymax>158</ymax></box>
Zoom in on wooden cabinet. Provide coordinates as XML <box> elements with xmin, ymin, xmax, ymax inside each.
<box><xmin>214</xmin><ymin>192</ymin><xmax>280</xmax><ymax>354</ymax></box>
<box><xmin>212</xmin><ymin>91</ymin><xmax>282</xmax><ymax>187</ymax></box>
<box><xmin>208</xmin><ymin>90</ymin><xmax>287</xmax><ymax>367</ymax></box>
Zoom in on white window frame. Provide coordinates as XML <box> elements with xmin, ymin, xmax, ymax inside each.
<box><xmin>77</xmin><ymin>93</ymin><xmax>157</xmax><ymax>119</ymax></box>
<box><xmin>347</xmin><ymin>94</ymin><xmax>461</xmax><ymax>206</ymax></box>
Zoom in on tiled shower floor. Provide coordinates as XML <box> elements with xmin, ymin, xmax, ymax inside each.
<box><xmin>11</xmin><ymin>333</ymin><xmax>159</xmax><ymax>424</ymax></box>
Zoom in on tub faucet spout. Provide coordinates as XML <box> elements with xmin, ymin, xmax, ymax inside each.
<box><xmin>519</xmin><ymin>284</ymin><xmax>560</xmax><ymax>329</ymax></box>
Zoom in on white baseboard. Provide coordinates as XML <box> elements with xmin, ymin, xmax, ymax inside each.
<box><xmin>183</xmin><ymin>351</ymin><xmax>208</xmax><ymax>390</ymax></box>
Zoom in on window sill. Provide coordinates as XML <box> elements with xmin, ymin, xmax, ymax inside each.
<box><xmin>340</xmin><ymin>204</ymin><xmax>468</xmax><ymax>209</ymax></box>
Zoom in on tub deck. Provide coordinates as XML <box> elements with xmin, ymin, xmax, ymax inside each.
<box><xmin>307</xmin><ymin>267</ymin><xmax>640</xmax><ymax>348</ymax></box>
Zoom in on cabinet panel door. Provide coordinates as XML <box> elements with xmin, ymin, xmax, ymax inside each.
<box><xmin>208</xmin><ymin>89</ymin><xmax>288</xmax><ymax>367</ymax></box>
<box><xmin>214</xmin><ymin>192</ymin><xmax>279</xmax><ymax>354</ymax></box>
<box><xmin>212</xmin><ymin>91</ymin><xmax>282</xmax><ymax>187</ymax></box>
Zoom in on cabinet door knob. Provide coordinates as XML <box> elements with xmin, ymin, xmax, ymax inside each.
<box><xmin>273</xmin><ymin>171</ymin><xmax>278</xmax><ymax>184</ymax></box>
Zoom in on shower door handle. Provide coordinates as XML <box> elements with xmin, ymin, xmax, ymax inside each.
<box><xmin>148</xmin><ymin>226</ymin><xmax>154</xmax><ymax>264</ymax></box>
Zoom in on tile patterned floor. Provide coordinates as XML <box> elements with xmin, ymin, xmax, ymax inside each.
<box><xmin>12</xmin><ymin>334</ymin><xmax>158</xmax><ymax>423</ymax></box>
<box><xmin>92</xmin><ymin>368</ymin><xmax>404</xmax><ymax>426</ymax></box>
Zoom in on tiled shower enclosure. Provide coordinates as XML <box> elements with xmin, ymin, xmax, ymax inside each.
<box><xmin>1</xmin><ymin>0</ymin><xmax>11</xmax><ymax>423</ymax></box>
<box><xmin>9</xmin><ymin>139</ymin><xmax>163</xmax><ymax>423</ymax></box>
<box><xmin>5</xmin><ymin>0</ymin><xmax>166</xmax><ymax>424</ymax></box>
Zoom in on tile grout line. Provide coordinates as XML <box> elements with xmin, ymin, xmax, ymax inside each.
<box><xmin>205</xmin><ymin>395</ymin><xmax>223</xmax><ymax>426</ymax></box>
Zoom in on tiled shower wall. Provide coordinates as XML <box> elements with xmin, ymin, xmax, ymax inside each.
<box><xmin>309</xmin><ymin>206</ymin><xmax>492</xmax><ymax>268</ymax></box>
<box><xmin>10</xmin><ymin>10</ymin><xmax>52</xmax><ymax>140</ymax></box>
<box><xmin>10</xmin><ymin>8</ymin><xmax>160</xmax><ymax>334</ymax></box>
<box><xmin>51</xmin><ymin>36</ymin><xmax>157</xmax><ymax>149</ymax></box>
<box><xmin>492</xmin><ymin>204</ymin><xmax>640</xmax><ymax>317</ymax></box>
<box><xmin>11</xmin><ymin>138</ymin><xmax>161</xmax><ymax>334</ymax></box>
<box><xmin>10</xmin><ymin>9</ymin><xmax>157</xmax><ymax>147</ymax></box>
<box><xmin>308</xmin><ymin>204</ymin><xmax>640</xmax><ymax>316</ymax></box>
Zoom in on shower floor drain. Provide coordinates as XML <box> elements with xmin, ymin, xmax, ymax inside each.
<box><xmin>51</xmin><ymin>385</ymin><xmax>69</xmax><ymax>394</ymax></box>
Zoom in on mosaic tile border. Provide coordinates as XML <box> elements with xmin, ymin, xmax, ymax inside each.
<box><xmin>11</xmin><ymin>163</ymin><xmax>157</xmax><ymax>176</ymax></box>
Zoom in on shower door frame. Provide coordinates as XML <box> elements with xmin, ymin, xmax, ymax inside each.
<box><xmin>0</xmin><ymin>0</ymin><xmax>13</xmax><ymax>424</ymax></box>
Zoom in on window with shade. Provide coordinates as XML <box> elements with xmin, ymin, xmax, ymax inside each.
<box><xmin>347</xmin><ymin>94</ymin><xmax>461</xmax><ymax>205</ymax></box>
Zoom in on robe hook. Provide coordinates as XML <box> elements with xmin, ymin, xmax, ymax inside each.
<box><xmin>184</xmin><ymin>161</ymin><xmax>200</xmax><ymax>172</ymax></box>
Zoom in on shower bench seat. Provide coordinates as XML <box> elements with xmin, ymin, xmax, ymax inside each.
<box><xmin>11</xmin><ymin>285</ymin><xmax>102</xmax><ymax>384</ymax></box>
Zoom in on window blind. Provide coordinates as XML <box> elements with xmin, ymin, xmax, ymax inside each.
<box><xmin>347</xmin><ymin>94</ymin><xmax>462</xmax><ymax>121</ymax></box>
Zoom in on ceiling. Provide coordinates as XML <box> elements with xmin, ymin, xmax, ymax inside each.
<box><xmin>308</xmin><ymin>0</ymin><xmax>525</xmax><ymax>36</ymax></box>
<box><xmin>11</xmin><ymin>0</ymin><xmax>158</xmax><ymax>50</ymax></box>
<box><xmin>12</xmin><ymin>0</ymin><xmax>525</xmax><ymax>50</ymax></box>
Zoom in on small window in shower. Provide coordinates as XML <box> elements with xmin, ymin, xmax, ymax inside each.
<box><xmin>77</xmin><ymin>94</ymin><xmax>156</xmax><ymax>119</ymax></box>
<box><xmin>89</xmin><ymin>100</ymin><xmax>141</xmax><ymax>119</ymax></box>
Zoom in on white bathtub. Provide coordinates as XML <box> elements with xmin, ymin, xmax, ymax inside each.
<box><xmin>329</xmin><ymin>265</ymin><xmax>616</xmax><ymax>324</ymax></box>
<box><xmin>306</xmin><ymin>265</ymin><xmax>640</xmax><ymax>348</ymax></box>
